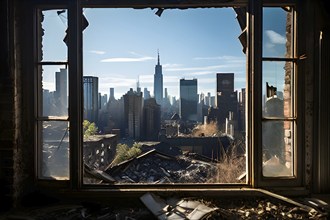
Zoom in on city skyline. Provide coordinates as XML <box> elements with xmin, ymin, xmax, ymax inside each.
<box><xmin>41</xmin><ymin>8</ymin><xmax>247</xmax><ymax>99</ymax></box>
<box><xmin>41</xmin><ymin>7</ymin><xmax>288</xmax><ymax>100</ymax></box>
<box><xmin>83</xmin><ymin>8</ymin><xmax>246</xmax><ymax>99</ymax></box>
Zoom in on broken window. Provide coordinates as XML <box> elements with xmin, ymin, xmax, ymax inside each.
<box><xmin>34</xmin><ymin>0</ymin><xmax>301</xmax><ymax>188</ymax></box>
<box><xmin>262</xmin><ymin>7</ymin><xmax>296</xmax><ymax>177</ymax></box>
<box><xmin>82</xmin><ymin>8</ymin><xmax>247</xmax><ymax>184</ymax></box>
<box><xmin>36</xmin><ymin>9</ymin><xmax>70</xmax><ymax>180</ymax></box>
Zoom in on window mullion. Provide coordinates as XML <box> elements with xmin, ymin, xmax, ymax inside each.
<box><xmin>68</xmin><ymin>1</ymin><xmax>83</xmax><ymax>189</ymax></box>
<box><xmin>248</xmin><ymin>0</ymin><xmax>263</xmax><ymax>188</ymax></box>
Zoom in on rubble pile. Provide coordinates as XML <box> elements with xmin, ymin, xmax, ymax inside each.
<box><xmin>206</xmin><ymin>197</ymin><xmax>327</xmax><ymax>219</ymax></box>
<box><xmin>2</xmin><ymin>194</ymin><xmax>327</xmax><ymax>220</ymax></box>
<box><xmin>105</xmin><ymin>150</ymin><xmax>218</xmax><ymax>183</ymax></box>
<box><xmin>3</xmin><ymin>204</ymin><xmax>154</xmax><ymax>220</ymax></box>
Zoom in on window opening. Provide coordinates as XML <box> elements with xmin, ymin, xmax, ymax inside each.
<box><xmin>81</xmin><ymin>8</ymin><xmax>247</xmax><ymax>184</ymax></box>
<box><xmin>261</xmin><ymin>7</ymin><xmax>296</xmax><ymax>177</ymax></box>
<box><xmin>36</xmin><ymin>9</ymin><xmax>70</xmax><ymax>180</ymax></box>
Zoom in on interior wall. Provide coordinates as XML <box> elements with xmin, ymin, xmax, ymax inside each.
<box><xmin>314</xmin><ymin>0</ymin><xmax>330</xmax><ymax>193</ymax></box>
<box><xmin>0</xmin><ymin>0</ymin><xmax>15</xmax><ymax>212</ymax></box>
<box><xmin>1</xmin><ymin>0</ymin><xmax>330</xmax><ymax>212</ymax></box>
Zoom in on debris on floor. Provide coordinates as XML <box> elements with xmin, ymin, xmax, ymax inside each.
<box><xmin>140</xmin><ymin>192</ymin><xmax>218</xmax><ymax>220</ymax></box>
<box><xmin>1</xmin><ymin>193</ymin><xmax>328</xmax><ymax>220</ymax></box>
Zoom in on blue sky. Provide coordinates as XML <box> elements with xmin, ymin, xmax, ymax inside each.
<box><xmin>42</xmin><ymin>7</ymin><xmax>289</xmax><ymax>100</ymax></box>
<box><xmin>82</xmin><ymin>8</ymin><xmax>246</xmax><ymax>99</ymax></box>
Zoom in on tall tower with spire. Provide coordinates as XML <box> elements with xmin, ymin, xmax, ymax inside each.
<box><xmin>154</xmin><ymin>50</ymin><xmax>163</xmax><ymax>105</ymax></box>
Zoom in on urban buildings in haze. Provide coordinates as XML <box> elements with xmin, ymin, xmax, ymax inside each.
<box><xmin>55</xmin><ymin>68</ymin><xmax>68</xmax><ymax>116</ymax></box>
<box><xmin>109</xmin><ymin>87</ymin><xmax>115</xmax><ymax>101</ymax></box>
<box><xmin>123</xmin><ymin>88</ymin><xmax>143</xmax><ymax>140</ymax></box>
<box><xmin>83</xmin><ymin>76</ymin><xmax>99</xmax><ymax>124</ymax></box>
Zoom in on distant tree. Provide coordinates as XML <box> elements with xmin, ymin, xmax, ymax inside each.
<box><xmin>83</xmin><ymin>120</ymin><xmax>98</xmax><ymax>139</ymax></box>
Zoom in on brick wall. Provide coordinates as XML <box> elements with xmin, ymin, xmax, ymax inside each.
<box><xmin>0</xmin><ymin>0</ymin><xmax>15</xmax><ymax>211</ymax></box>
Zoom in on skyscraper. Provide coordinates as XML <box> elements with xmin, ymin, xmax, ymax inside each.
<box><xmin>180</xmin><ymin>79</ymin><xmax>198</xmax><ymax>121</ymax></box>
<box><xmin>154</xmin><ymin>51</ymin><xmax>163</xmax><ymax>105</ymax></box>
<box><xmin>55</xmin><ymin>68</ymin><xmax>68</xmax><ymax>116</ymax></box>
<box><xmin>83</xmin><ymin>76</ymin><xmax>99</xmax><ymax>124</ymax></box>
<box><xmin>143</xmin><ymin>88</ymin><xmax>151</xmax><ymax>100</ymax></box>
<box><xmin>216</xmin><ymin>73</ymin><xmax>238</xmax><ymax>127</ymax></box>
<box><xmin>238</xmin><ymin>88</ymin><xmax>246</xmax><ymax>132</ymax></box>
<box><xmin>123</xmin><ymin>88</ymin><xmax>143</xmax><ymax>140</ymax></box>
<box><xmin>143</xmin><ymin>98</ymin><xmax>161</xmax><ymax>141</ymax></box>
<box><xmin>109</xmin><ymin>87</ymin><xmax>115</xmax><ymax>101</ymax></box>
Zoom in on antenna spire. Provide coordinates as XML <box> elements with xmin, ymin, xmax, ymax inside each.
<box><xmin>157</xmin><ymin>49</ymin><xmax>160</xmax><ymax>65</ymax></box>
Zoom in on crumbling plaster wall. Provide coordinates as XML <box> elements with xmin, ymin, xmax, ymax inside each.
<box><xmin>0</xmin><ymin>0</ymin><xmax>36</xmax><ymax>210</ymax></box>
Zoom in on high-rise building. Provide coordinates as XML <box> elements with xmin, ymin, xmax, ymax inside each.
<box><xmin>136</xmin><ymin>79</ymin><xmax>141</xmax><ymax>94</ymax></box>
<box><xmin>109</xmin><ymin>87</ymin><xmax>115</xmax><ymax>101</ymax></box>
<box><xmin>55</xmin><ymin>68</ymin><xmax>68</xmax><ymax>116</ymax></box>
<box><xmin>99</xmin><ymin>93</ymin><xmax>108</xmax><ymax>110</ymax></box>
<box><xmin>179</xmin><ymin>79</ymin><xmax>198</xmax><ymax>121</ymax></box>
<box><xmin>143</xmin><ymin>98</ymin><xmax>161</xmax><ymax>141</ymax></box>
<box><xmin>42</xmin><ymin>89</ymin><xmax>52</xmax><ymax>116</ymax></box>
<box><xmin>123</xmin><ymin>88</ymin><xmax>143</xmax><ymax>140</ymax></box>
<box><xmin>143</xmin><ymin>88</ymin><xmax>151</xmax><ymax>100</ymax></box>
<box><xmin>154</xmin><ymin>51</ymin><xmax>163</xmax><ymax>105</ymax></box>
<box><xmin>83</xmin><ymin>76</ymin><xmax>99</xmax><ymax>124</ymax></box>
<box><xmin>164</xmin><ymin>88</ymin><xmax>168</xmax><ymax>100</ymax></box>
<box><xmin>216</xmin><ymin>73</ymin><xmax>238</xmax><ymax>127</ymax></box>
<box><xmin>162</xmin><ymin>87</ymin><xmax>171</xmax><ymax>110</ymax></box>
<box><xmin>238</xmin><ymin>88</ymin><xmax>246</xmax><ymax>132</ymax></box>
<box><xmin>197</xmin><ymin>92</ymin><xmax>208</xmax><ymax>123</ymax></box>
<box><xmin>210</xmin><ymin>96</ymin><xmax>216</xmax><ymax>107</ymax></box>
<box><xmin>225</xmin><ymin>111</ymin><xmax>235</xmax><ymax>136</ymax></box>
<box><xmin>199</xmin><ymin>92</ymin><xmax>205</xmax><ymax>105</ymax></box>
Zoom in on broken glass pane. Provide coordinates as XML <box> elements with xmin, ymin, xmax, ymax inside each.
<box><xmin>41</xmin><ymin>65</ymin><xmax>68</xmax><ymax>117</ymax></box>
<box><xmin>40</xmin><ymin>121</ymin><xmax>69</xmax><ymax>180</ymax></box>
<box><xmin>262</xmin><ymin>61</ymin><xmax>293</xmax><ymax>118</ymax></box>
<box><xmin>263</xmin><ymin>7</ymin><xmax>293</xmax><ymax>58</ymax></box>
<box><xmin>40</xmin><ymin>9</ymin><xmax>67</xmax><ymax>61</ymax></box>
<box><xmin>262</xmin><ymin>121</ymin><xmax>293</xmax><ymax>177</ymax></box>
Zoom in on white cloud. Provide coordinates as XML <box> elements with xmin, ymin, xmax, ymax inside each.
<box><xmin>162</xmin><ymin>63</ymin><xmax>182</xmax><ymax>68</ymax></box>
<box><xmin>100</xmin><ymin>51</ymin><xmax>156</xmax><ymax>63</ymax></box>
<box><xmin>100</xmin><ymin>56</ymin><xmax>155</xmax><ymax>62</ymax></box>
<box><xmin>164</xmin><ymin>75</ymin><xmax>180</xmax><ymax>83</ymax></box>
<box><xmin>265</xmin><ymin>30</ymin><xmax>286</xmax><ymax>44</ymax></box>
<box><xmin>98</xmin><ymin>76</ymin><xmax>136</xmax><ymax>87</ymax></box>
<box><xmin>265</xmin><ymin>42</ymin><xmax>276</xmax><ymax>49</ymax></box>
<box><xmin>90</xmin><ymin>50</ymin><xmax>106</xmax><ymax>55</ymax></box>
<box><xmin>165</xmin><ymin>65</ymin><xmax>226</xmax><ymax>72</ymax></box>
<box><xmin>235</xmin><ymin>75</ymin><xmax>247</xmax><ymax>82</ymax></box>
<box><xmin>193</xmin><ymin>56</ymin><xmax>245</xmax><ymax>62</ymax></box>
<box><xmin>139</xmin><ymin>75</ymin><xmax>154</xmax><ymax>83</ymax></box>
<box><xmin>198</xmin><ymin>78</ymin><xmax>217</xmax><ymax>84</ymax></box>
<box><xmin>187</xmin><ymin>71</ymin><xmax>213</xmax><ymax>76</ymax></box>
